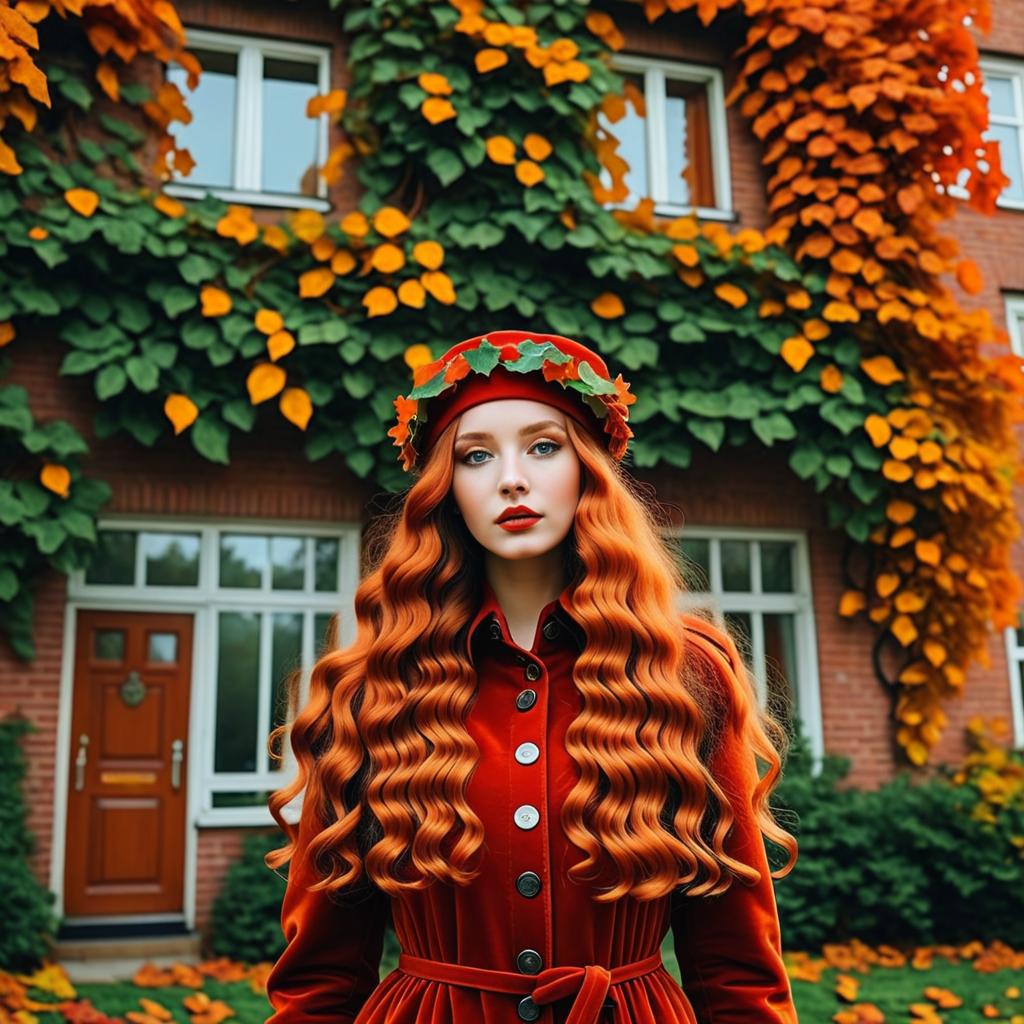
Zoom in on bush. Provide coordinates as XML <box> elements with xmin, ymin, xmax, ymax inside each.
<box><xmin>771</xmin><ymin>726</ymin><xmax>1024</xmax><ymax>949</ymax></box>
<box><xmin>0</xmin><ymin>714</ymin><xmax>58</xmax><ymax>971</ymax></box>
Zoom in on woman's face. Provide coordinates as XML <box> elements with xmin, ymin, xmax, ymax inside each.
<box><xmin>450</xmin><ymin>398</ymin><xmax>581</xmax><ymax>562</ymax></box>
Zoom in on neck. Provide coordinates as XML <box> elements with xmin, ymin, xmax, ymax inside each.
<box><xmin>484</xmin><ymin>547</ymin><xmax>567</xmax><ymax>630</ymax></box>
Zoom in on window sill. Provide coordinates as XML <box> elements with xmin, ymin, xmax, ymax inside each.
<box><xmin>605</xmin><ymin>200</ymin><xmax>737</xmax><ymax>223</ymax></box>
<box><xmin>163</xmin><ymin>183</ymin><xmax>331</xmax><ymax>212</ymax></box>
<box><xmin>196</xmin><ymin>805</ymin><xmax>301</xmax><ymax>829</ymax></box>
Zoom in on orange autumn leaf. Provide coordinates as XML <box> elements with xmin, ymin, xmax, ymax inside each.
<box><xmin>0</xmin><ymin>322</ymin><xmax>15</xmax><ymax>347</ymax></box>
<box><xmin>421</xmin><ymin>97</ymin><xmax>456</xmax><ymax>124</ymax></box>
<box><xmin>247</xmin><ymin>363</ymin><xmax>287</xmax><ymax>404</ymax></box>
<box><xmin>485</xmin><ymin>136</ymin><xmax>517</xmax><ymax>165</ymax></box>
<box><xmin>421</xmin><ymin>270</ymin><xmax>456</xmax><ymax>304</ymax></box>
<box><xmin>714</xmin><ymin>282</ymin><xmax>748</xmax><ymax>308</ymax></box>
<box><xmin>523</xmin><ymin>133</ymin><xmax>552</xmax><ymax>161</ymax></box>
<box><xmin>340</xmin><ymin>211</ymin><xmax>369</xmax><ymax>237</ymax></box>
<box><xmin>298</xmin><ymin>268</ymin><xmax>335</xmax><ymax>298</ymax></box>
<box><xmin>200</xmin><ymin>286</ymin><xmax>231</xmax><ymax>317</ymax></box>
<box><xmin>861</xmin><ymin>355</ymin><xmax>905</xmax><ymax>385</ymax></box>
<box><xmin>254</xmin><ymin>309</ymin><xmax>284</xmax><ymax>335</ymax></box>
<box><xmin>40</xmin><ymin>462</ymin><xmax>71</xmax><ymax>498</ymax></box>
<box><xmin>820</xmin><ymin>364</ymin><xmax>843</xmax><ymax>392</ymax></box>
<box><xmin>154</xmin><ymin>193</ymin><xmax>186</xmax><ymax>218</ymax></box>
<box><xmin>374</xmin><ymin>207</ymin><xmax>411</xmax><ymax>238</ymax></box>
<box><xmin>475</xmin><ymin>48</ymin><xmax>508</xmax><ymax>73</ymax></box>
<box><xmin>417</xmin><ymin>72</ymin><xmax>452</xmax><ymax>95</ymax></box>
<box><xmin>838</xmin><ymin>590</ymin><xmax>866</xmax><ymax>617</ymax></box>
<box><xmin>404</xmin><ymin>343</ymin><xmax>433</xmax><ymax>369</ymax></box>
<box><xmin>64</xmin><ymin>187</ymin><xmax>99</xmax><ymax>217</ymax></box>
<box><xmin>956</xmin><ymin>259</ymin><xmax>983</xmax><ymax>295</ymax></box>
<box><xmin>363</xmin><ymin>286</ymin><xmax>398</xmax><ymax>317</ymax></box>
<box><xmin>280</xmin><ymin>387</ymin><xmax>313</xmax><ymax>429</ymax></box>
<box><xmin>398</xmin><ymin>279</ymin><xmax>426</xmax><ymax>308</ymax></box>
<box><xmin>591</xmin><ymin>292</ymin><xmax>625</xmax><ymax>318</ymax></box>
<box><xmin>138</xmin><ymin>999</ymin><xmax>172</xmax><ymax>1021</ymax></box>
<box><xmin>331</xmin><ymin>250</ymin><xmax>357</xmax><ymax>275</ymax></box>
<box><xmin>267</xmin><ymin>330</ymin><xmax>295</xmax><ymax>361</ymax></box>
<box><xmin>515</xmin><ymin>159</ymin><xmax>544</xmax><ymax>187</ymax></box>
<box><xmin>781</xmin><ymin>335</ymin><xmax>814</xmax><ymax>372</ymax></box>
<box><xmin>412</xmin><ymin>240</ymin><xmax>444</xmax><ymax>269</ymax></box>
<box><xmin>163</xmin><ymin>394</ymin><xmax>198</xmax><ymax>435</ymax></box>
<box><xmin>822</xmin><ymin>301</ymin><xmax>859</xmax><ymax>323</ymax></box>
<box><xmin>371</xmin><ymin>243</ymin><xmax>405</xmax><ymax>273</ymax></box>
<box><xmin>864</xmin><ymin>413</ymin><xmax>892</xmax><ymax>446</ymax></box>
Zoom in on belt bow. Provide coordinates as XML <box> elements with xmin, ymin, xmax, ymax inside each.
<box><xmin>531</xmin><ymin>963</ymin><xmax>613</xmax><ymax>1024</ymax></box>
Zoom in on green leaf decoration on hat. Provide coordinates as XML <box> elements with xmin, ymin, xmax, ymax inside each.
<box><xmin>462</xmin><ymin>339</ymin><xmax>502</xmax><ymax>375</ymax></box>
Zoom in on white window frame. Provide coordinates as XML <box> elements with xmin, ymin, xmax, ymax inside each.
<box><xmin>1004</xmin><ymin>622</ymin><xmax>1024</xmax><ymax>748</ymax></box>
<box><xmin>604</xmin><ymin>54</ymin><xmax>734</xmax><ymax>222</ymax></box>
<box><xmin>1005</xmin><ymin>293</ymin><xmax>1024</xmax><ymax>356</ymax></box>
<box><xmin>164</xmin><ymin>28</ymin><xmax>332</xmax><ymax>211</ymax></box>
<box><xmin>669</xmin><ymin>526</ymin><xmax>824</xmax><ymax>768</ymax></box>
<box><xmin>948</xmin><ymin>56</ymin><xmax>1024</xmax><ymax>210</ymax></box>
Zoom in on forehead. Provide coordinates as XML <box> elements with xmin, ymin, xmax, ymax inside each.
<box><xmin>455</xmin><ymin>398</ymin><xmax>568</xmax><ymax>437</ymax></box>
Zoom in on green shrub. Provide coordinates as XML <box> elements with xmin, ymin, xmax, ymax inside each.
<box><xmin>0</xmin><ymin>714</ymin><xmax>58</xmax><ymax>970</ymax></box>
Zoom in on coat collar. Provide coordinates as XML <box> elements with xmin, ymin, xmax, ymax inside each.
<box><xmin>465</xmin><ymin>577</ymin><xmax>586</xmax><ymax>658</ymax></box>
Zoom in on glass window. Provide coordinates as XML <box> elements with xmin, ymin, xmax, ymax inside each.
<box><xmin>314</xmin><ymin>537</ymin><xmax>340</xmax><ymax>591</ymax></box>
<box><xmin>147</xmin><ymin>631</ymin><xmax>179</xmax><ymax>663</ymax></box>
<box><xmin>664</xmin><ymin>77</ymin><xmax>714</xmax><ymax>208</ymax></box>
<box><xmin>761</xmin><ymin>541</ymin><xmax>794</xmax><ymax>593</ymax></box>
<box><xmin>94</xmin><ymin>628</ymin><xmax>125</xmax><ymax>661</ymax></box>
<box><xmin>262</xmin><ymin>56</ymin><xmax>321</xmax><ymax>196</ymax></box>
<box><xmin>215</xmin><ymin>611</ymin><xmax>261</xmax><ymax>773</ymax></box>
<box><xmin>142</xmin><ymin>531</ymin><xmax>200</xmax><ymax>586</ymax></box>
<box><xmin>271</xmin><ymin>536</ymin><xmax>305</xmax><ymax>590</ymax></box>
<box><xmin>220</xmin><ymin>533</ymin><xmax>266</xmax><ymax>588</ymax></box>
<box><xmin>720</xmin><ymin>540</ymin><xmax>751</xmax><ymax>592</ymax></box>
<box><xmin>85</xmin><ymin>530</ymin><xmax>136</xmax><ymax>585</ymax></box>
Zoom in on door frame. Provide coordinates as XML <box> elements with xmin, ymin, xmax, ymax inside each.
<box><xmin>51</xmin><ymin>600</ymin><xmax>206</xmax><ymax>927</ymax></box>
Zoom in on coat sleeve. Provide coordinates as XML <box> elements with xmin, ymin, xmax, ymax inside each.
<box><xmin>264</xmin><ymin>797</ymin><xmax>391</xmax><ymax>1024</ymax></box>
<box><xmin>670</xmin><ymin>619</ymin><xmax>798</xmax><ymax>1024</ymax></box>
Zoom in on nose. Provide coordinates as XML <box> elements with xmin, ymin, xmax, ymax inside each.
<box><xmin>499</xmin><ymin>459</ymin><xmax>529</xmax><ymax>497</ymax></box>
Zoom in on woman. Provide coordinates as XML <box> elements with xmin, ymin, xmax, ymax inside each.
<box><xmin>263</xmin><ymin>329</ymin><xmax>800</xmax><ymax>1024</ymax></box>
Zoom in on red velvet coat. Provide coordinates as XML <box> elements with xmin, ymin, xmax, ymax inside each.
<box><xmin>265</xmin><ymin>580</ymin><xmax>798</xmax><ymax>1024</ymax></box>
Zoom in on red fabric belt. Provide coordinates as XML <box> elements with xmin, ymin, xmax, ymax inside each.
<box><xmin>396</xmin><ymin>950</ymin><xmax>664</xmax><ymax>1024</ymax></box>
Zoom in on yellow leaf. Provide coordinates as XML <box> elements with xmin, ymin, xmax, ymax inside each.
<box><xmin>311</xmin><ymin>236</ymin><xmax>336</xmax><ymax>261</ymax></box>
<box><xmin>246</xmin><ymin>363</ymin><xmax>287</xmax><ymax>404</ymax></box>
<box><xmin>200</xmin><ymin>286</ymin><xmax>231</xmax><ymax>317</ymax></box>
<box><xmin>163</xmin><ymin>393</ymin><xmax>198</xmax><ymax>435</ymax></box>
<box><xmin>254</xmin><ymin>309</ymin><xmax>284</xmax><ymax>335</ymax></box>
<box><xmin>267</xmin><ymin>330</ymin><xmax>295</xmax><ymax>361</ymax></box>
<box><xmin>331</xmin><ymin>249</ymin><xmax>357</xmax><ymax>274</ymax></box>
<box><xmin>523</xmin><ymin>133</ymin><xmax>552</xmax><ymax>161</ymax></box>
<box><xmin>398</xmin><ymin>279</ymin><xmax>427</xmax><ymax>308</ymax></box>
<box><xmin>371</xmin><ymin>243</ymin><xmax>406</xmax><ymax>273</ymax></box>
<box><xmin>373</xmin><ymin>207</ymin><xmax>411</xmax><ymax>238</ymax></box>
<box><xmin>822</xmin><ymin>300</ymin><xmax>860</xmax><ymax>323</ymax></box>
<box><xmin>923</xmin><ymin>639</ymin><xmax>946</xmax><ymax>667</ymax></box>
<box><xmin>861</xmin><ymin>355</ymin><xmax>904</xmax><ymax>385</ymax></box>
<box><xmin>422</xmin><ymin>97</ymin><xmax>457</xmax><ymax>123</ymax></box>
<box><xmin>515</xmin><ymin>159</ymin><xmax>544</xmax><ymax>187</ymax></box>
<box><xmin>875</xmin><ymin>573</ymin><xmax>900</xmax><ymax>598</ymax></box>
<box><xmin>714</xmin><ymin>282</ymin><xmax>748</xmax><ymax>308</ymax></box>
<box><xmin>780</xmin><ymin>336</ymin><xmax>814</xmax><ymax>372</ymax></box>
<box><xmin>864</xmin><ymin>413</ymin><xmax>892</xmax><ymax>447</ymax></box>
<box><xmin>340</xmin><ymin>211</ymin><xmax>369</xmax><ymax>237</ymax></box>
<box><xmin>475</xmin><ymin>48</ymin><xmax>509</xmax><ymax>73</ymax></box>
<box><xmin>40</xmin><ymin>463</ymin><xmax>70</xmax><ymax>498</ymax></box>
<box><xmin>820</xmin><ymin>365</ymin><xmax>843</xmax><ymax>393</ymax></box>
<box><xmin>890</xmin><ymin>614</ymin><xmax>918</xmax><ymax>646</ymax></box>
<box><xmin>838</xmin><ymin>590</ymin><xmax>866</xmax><ymax>617</ymax></box>
<box><xmin>298</xmin><ymin>268</ymin><xmax>335</xmax><ymax>298</ymax></box>
<box><xmin>64</xmin><ymin>187</ymin><xmax>99</xmax><ymax>217</ymax></box>
<box><xmin>591</xmin><ymin>292</ymin><xmax>624</xmax><ymax>319</ymax></box>
<box><xmin>279</xmin><ymin>387</ymin><xmax>313</xmax><ymax>430</ymax></box>
<box><xmin>363</xmin><ymin>286</ymin><xmax>398</xmax><ymax>317</ymax></box>
<box><xmin>153</xmin><ymin>193</ymin><xmax>186</xmax><ymax>218</ymax></box>
<box><xmin>290</xmin><ymin>209</ymin><xmax>325</xmax><ymax>244</ymax></box>
<box><xmin>671</xmin><ymin>244</ymin><xmax>700</xmax><ymax>267</ymax></box>
<box><xmin>418</xmin><ymin>72</ymin><xmax>452</xmax><ymax>95</ymax></box>
<box><xmin>486</xmin><ymin>135</ymin><xmax>517</xmax><ymax>165</ymax></box>
<box><xmin>0</xmin><ymin>322</ymin><xmax>15</xmax><ymax>347</ymax></box>
<box><xmin>421</xmin><ymin>271</ymin><xmax>456</xmax><ymax>304</ymax></box>
<box><xmin>412</xmin><ymin>240</ymin><xmax>444</xmax><ymax>270</ymax></box>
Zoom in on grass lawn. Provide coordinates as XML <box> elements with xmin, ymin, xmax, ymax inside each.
<box><xmin>5</xmin><ymin>939</ymin><xmax>1024</xmax><ymax>1023</ymax></box>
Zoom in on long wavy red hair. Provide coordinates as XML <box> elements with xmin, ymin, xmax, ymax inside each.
<box><xmin>266</xmin><ymin>413</ymin><xmax>798</xmax><ymax>903</ymax></box>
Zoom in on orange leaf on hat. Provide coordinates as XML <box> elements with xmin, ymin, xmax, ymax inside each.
<box><xmin>444</xmin><ymin>355</ymin><xmax>472</xmax><ymax>384</ymax></box>
<box><xmin>413</xmin><ymin>358</ymin><xmax>445</xmax><ymax>387</ymax></box>
<box><xmin>542</xmin><ymin>357</ymin><xmax>579</xmax><ymax>383</ymax></box>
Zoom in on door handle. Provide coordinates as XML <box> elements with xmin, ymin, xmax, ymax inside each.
<box><xmin>171</xmin><ymin>738</ymin><xmax>184</xmax><ymax>790</ymax></box>
<box><xmin>75</xmin><ymin>733</ymin><xmax>89</xmax><ymax>792</ymax></box>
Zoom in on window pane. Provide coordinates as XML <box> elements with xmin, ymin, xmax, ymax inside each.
<box><xmin>212</xmin><ymin>790</ymin><xmax>274</xmax><ymax>809</ymax></box>
<box><xmin>315</xmin><ymin>611</ymin><xmax>336</xmax><ymax>653</ymax></box>
<box><xmin>721</xmin><ymin>540</ymin><xmax>751</xmax><ymax>591</ymax></box>
<box><xmin>680</xmin><ymin>537</ymin><xmax>710</xmax><ymax>591</ymax></box>
<box><xmin>989</xmin><ymin>123</ymin><xmax>1024</xmax><ymax>203</ymax></box>
<box><xmin>270</xmin><ymin>613</ymin><xmax>302</xmax><ymax>755</ymax></box>
<box><xmin>724</xmin><ymin>611</ymin><xmax>752</xmax><ymax>668</ymax></box>
<box><xmin>220</xmin><ymin>534</ymin><xmax>266</xmax><ymax>588</ymax></box>
<box><xmin>271</xmin><ymin>536</ymin><xmax>305</xmax><ymax>590</ymax></box>
<box><xmin>94</xmin><ymin>629</ymin><xmax>125</xmax><ymax>661</ymax></box>
<box><xmin>262</xmin><ymin>56</ymin><xmax>321</xmax><ymax>196</ymax></box>
<box><xmin>215</xmin><ymin>611</ymin><xmax>260</xmax><ymax>772</ymax></box>
<box><xmin>147</xmin><ymin>632</ymin><xmax>178</xmax><ymax>663</ymax></box>
<box><xmin>598</xmin><ymin>73</ymin><xmax>646</xmax><ymax>203</ymax></box>
<box><xmin>314</xmin><ymin>537</ymin><xmax>340</xmax><ymax>591</ymax></box>
<box><xmin>986</xmin><ymin>74</ymin><xmax>1017</xmax><ymax>118</ymax></box>
<box><xmin>764</xmin><ymin>612</ymin><xmax>799</xmax><ymax>731</ymax></box>
<box><xmin>85</xmin><ymin>530</ymin><xmax>136</xmax><ymax>585</ymax></box>
<box><xmin>167</xmin><ymin>48</ymin><xmax>238</xmax><ymax>188</ymax></box>
<box><xmin>142</xmin><ymin>531</ymin><xmax>200</xmax><ymax>586</ymax></box>
<box><xmin>760</xmin><ymin>541</ymin><xmax>794</xmax><ymax>593</ymax></box>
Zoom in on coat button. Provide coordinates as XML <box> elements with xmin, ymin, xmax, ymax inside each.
<box><xmin>488</xmin><ymin>621</ymin><xmax>502</xmax><ymax>640</ymax></box>
<box><xmin>515</xmin><ymin>689</ymin><xmax>537</xmax><ymax>711</ymax></box>
<box><xmin>515</xmin><ymin>653</ymin><xmax>527</xmax><ymax>665</ymax></box>
<box><xmin>542</xmin><ymin>619</ymin><xmax>560</xmax><ymax>640</ymax></box>
<box><xmin>514</xmin><ymin>804</ymin><xmax>539</xmax><ymax>830</ymax></box>
<box><xmin>516</xmin><ymin>948</ymin><xmax>543</xmax><ymax>974</ymax></box>
<box><xmin>516</xmin><ymin>871</ymin><xmax>541</xmax><ymax>898</ymax></box>
<box><xmin>515</xmin><ymin>742</ymin><xmax>539</xmax><ymax>765</ymax></box>
<box><xmin>517</xmin><ymin>996</ymin><xmax>541</xmax><ymax>1021</ymax></box>
<box><xmin>524</xmin><ymin>662</ymin><xmax>541</xmax><ymax>681</ymax></box>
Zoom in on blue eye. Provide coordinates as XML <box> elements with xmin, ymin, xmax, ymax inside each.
<box><xmin>459</xmin><ymin>439</ymin><xmax>561</xmax><ymax>465</ymax></box>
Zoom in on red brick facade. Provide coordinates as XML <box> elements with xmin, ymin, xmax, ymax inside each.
<box><xmin>1</xmin><ymin>0</ymin><xmax>1020</xmax><ymax>940</ymax></box>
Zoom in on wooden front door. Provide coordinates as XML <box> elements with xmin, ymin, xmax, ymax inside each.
<box><xmin>64</xmin><ymin>610</ymin><xmax>193</xmax><ymax>917</ymax></box>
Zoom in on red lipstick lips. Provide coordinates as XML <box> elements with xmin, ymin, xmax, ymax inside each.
<box><xmin>496</xmin><ymin>505</ymin><xmax>543</xmax><ymax>531</ymax></box>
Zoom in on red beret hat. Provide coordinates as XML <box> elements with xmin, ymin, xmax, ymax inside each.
<box><xmin>388</xmin><ymin>330</ymin><xmax>636</xmax><ymax>472</ymax></box>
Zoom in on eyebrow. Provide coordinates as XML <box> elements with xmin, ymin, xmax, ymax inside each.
<box><xmin>455</xmin><ymin>419</ymin><xmax>566</xmax><ymax>443</ymax></box>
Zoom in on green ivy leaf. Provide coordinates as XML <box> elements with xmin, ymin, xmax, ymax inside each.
<box><xmin>191</xmin><ymin>415</ymin><xmax>230</xmax><ymax>464</ymax></box>
<box><xmin>95</xmin><ymin>365</ymin><xmax>127</xmax><ymax>400</ymax></box>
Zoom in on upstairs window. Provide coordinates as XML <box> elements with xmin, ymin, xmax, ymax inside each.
<box><xmin>597</xmin><ymin>55</ymin><xmax>732</xmax><ymax>220</ymax></box>
<box><xmin>165</xmin><ymin>29</ymin><xmax>331</xmax><ymax>210</ymax></box>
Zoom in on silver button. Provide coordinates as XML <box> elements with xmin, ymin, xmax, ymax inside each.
<box><xmin>488</xmin><ymin>621</ymin><xmax>502</xmax><ymax>640</ymax></box>
<box><xmin>516</xmin><ymin>689</ymin><xmax>537</xmax><ymax>711</ymax></box>
<box><xmin>516</xmin><ymin>871</ymin><xmax>541</xmax><ymax>898</ymax></box>
<box><xmin>517</xmin><ymin>996</ymin><xmax>540</xmax><ymax>1021</ymax></box>
<box><xmin>514</xmin><ymin>804</ymin><xmax>539</xmax><ymax>830</ymax></box>
<box><xmin>516</xmin><ymin>948</ymin><xmax>543</xmax><ymax>974</ymax></box>
<box><xmin>542</xmin><ymin>619</ymin><xmax>560</xmax><ymax>640</ymax></box>
<box><xmin>524</xmin><ymin>662</ymin><xmax>541</xmax><ymax>681</ymax></box>
<box><xmin>515</xmin><ymin>742</ymin><xmax>539</xmax><ymax>765</ymax></box>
